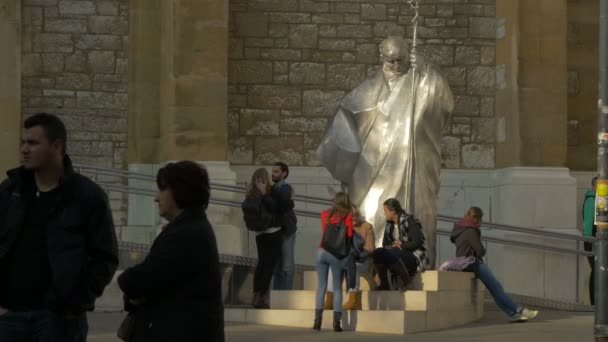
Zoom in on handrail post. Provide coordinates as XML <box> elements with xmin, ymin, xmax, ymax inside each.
<box><xmin>596</xmin><ymin>0</ymin><xmax>608</xmax><ymax>339</ymax></box>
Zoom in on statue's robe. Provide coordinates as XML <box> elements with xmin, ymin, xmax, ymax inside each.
<box><xmin>316</xmin><ymin>63</ymin><xmax>454</xmax><ymax>266</ymax></box>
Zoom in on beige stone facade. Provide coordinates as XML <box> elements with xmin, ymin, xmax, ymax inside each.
<box><xmin>0</xmin><ymin>0</ymin><xmax>603</xmax><ymax>184</ymax></box>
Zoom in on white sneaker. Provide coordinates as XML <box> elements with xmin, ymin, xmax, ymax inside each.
<box><xmin>510</xmin><ymin>308</ymin><xmax>539</xmax><ymax>322</ymax></box>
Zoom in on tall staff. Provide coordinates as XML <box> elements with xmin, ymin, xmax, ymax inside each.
<box><xmin>404</xmin><ymin>0</ymin><xmax>420</xmax><ymax>214</ymax></box>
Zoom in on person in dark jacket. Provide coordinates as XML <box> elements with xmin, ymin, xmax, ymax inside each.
<box><xmin>271</xmin><ymin>162</ymin><xmax>298</xmax><ymax>290</ymax></box>
<box><xmin>0</xmin><ymin>113</ymin><xmax>118</xmax><ymax>341</ymax></box>
<box><xmin>248</xmin><ymin>167</ymin><xmax>283</xmax><ymax>309</ymax></box>
<box><xmin>372</xmin><ymin>198</ymin><xmax>427</xmax><ymax>291</ymax></box>
<box><xmin>450</xmin><ymin>206</ymin><xmax>538</xmax><ymax>323</ymax></box>
<box><xmin>118</xmin><ymin>161</ymin><xmax>224</xmax><ymax>342</ymax></box>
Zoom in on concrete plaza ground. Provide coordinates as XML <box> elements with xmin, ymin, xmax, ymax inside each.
<box><xmin>88</xmin><ymin>305</ymin><xmax>594</xmax><ymax>342</ymax></box>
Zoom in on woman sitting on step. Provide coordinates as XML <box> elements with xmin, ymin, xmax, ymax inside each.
<box><xmin>373</xmin><ymin>198</ymin><xmax>427</xmax><ymax>291</ymax></box>
<box><xmin>324</xmin><ymin>206</ymin><xmax>376</xmax><ymax>310</ymax></box>
<box><xmin>313</xmin><ymin>192</ymin><xmax>354</xmax><ymax>332</ymax></box>
<box><xmin>450</xmin><ymin>206</ymin><xmax>539</xmax><ymax>322</ymax></box>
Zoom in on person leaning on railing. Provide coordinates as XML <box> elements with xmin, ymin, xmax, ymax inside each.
<box><xmin>450</xmin><ymin>206</ymin><xmax>538</xmax><ymax>323</ymax></box>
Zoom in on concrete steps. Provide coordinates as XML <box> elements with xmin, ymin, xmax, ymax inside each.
<box><xmin>225</xmin><ymin>308</ymin><xmax>428</xmax><ymax>334</ymax></box>
<box><xmin>226</xmin><ymin>270</ymin><xmax>486</xmax><ymax>335</ymax></box>
<box><xmin>303</xmin><ymin>270</ymin><xmax>482</xmax><ymax>292</ymax></box>
<box><xmin>269</xmin><ymin>289</ymin><xmax>484</xmax><ymax>311</ymax></box>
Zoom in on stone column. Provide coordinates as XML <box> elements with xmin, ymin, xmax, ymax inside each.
<box><xmin>127</xmin><ymin>0</ymin><xmax>243</xmax><ymax>255</ymax></box>
<box><xmin>0</xmin><ymin>0</ymin><xmax>21</xmax><ymax>175</ymax></box>
<box><xmin>128</xmin><ymin>0</ymin><xmax>228</xmax><ymax>164</ymax></box>
<box><xmin>496</xmin><ymin>0</ymin><xmax>568</xmax><ymax>167</ymax></box>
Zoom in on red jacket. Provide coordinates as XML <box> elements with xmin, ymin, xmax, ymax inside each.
<box><xmin>319</xmin><ymin>210</ymin><xmax>353</xmax><ymax>248</ymax></box>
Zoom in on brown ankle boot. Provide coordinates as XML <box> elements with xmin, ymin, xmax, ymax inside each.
<box><xmin>342</xmin><ymin>291</ymin><xmax>360</xmax><ymax>310</ymax></box>
<box><xmin>323</xmin><ymin>291</ymin><xmax>334</xmax><ymax>310</ymax></box>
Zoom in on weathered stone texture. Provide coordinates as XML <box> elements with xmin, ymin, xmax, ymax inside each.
<box><xmin>228</xmin><ymin>0</ymin><xmax>497</xmax><ymax>168</ymax></box>
<box><xmin>22</xmin><ymin>0</ymin><xmax>129</xmax><ymax>181</ymax></box>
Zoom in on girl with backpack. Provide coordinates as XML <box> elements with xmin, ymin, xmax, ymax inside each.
<box><xmin>313</xmin><ymin>192</ymin><xmax>354</xmax><ymax>332</ymax></box>
<box><xmin>244</xmin><ymin>168</ymin><xmax>282</xmax><ymax>309</ymax></box>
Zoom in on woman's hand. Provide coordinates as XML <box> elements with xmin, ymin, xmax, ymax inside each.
<box><xmin>392</xmin><ymin>240</ymin><xmax>403</xmax><ymax>249</ymax></box>
<box><xmin>255</xmin><ymin>178</ymin><xmax>268</xmax><ymax>195</ymax></box>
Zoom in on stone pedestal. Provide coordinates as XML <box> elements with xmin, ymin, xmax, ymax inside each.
<box><xmin>0</xmin><ymin>0</ymin><xmax>21</xmax><ymax>174</ymax></box>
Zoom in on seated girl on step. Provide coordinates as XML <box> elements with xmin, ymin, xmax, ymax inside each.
<box><xmin>372</xmin><ymin>198</ymin><xmax>427</xmax><ymax>291</ymax></box>
<box><xmin>450</xmin><ymin>206</ymin><xmax>538</xmax><ymax>322</ymax></box>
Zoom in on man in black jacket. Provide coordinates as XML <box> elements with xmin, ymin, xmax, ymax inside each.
<box><xmin>271</xmin><ymin>162</ymin><xmax>298</xmax><ymax>290</ymax></box>
<box><xmin>0</xmin><ymin>113</ymin><xmax>118</xmax><ymax>341</ymax></box>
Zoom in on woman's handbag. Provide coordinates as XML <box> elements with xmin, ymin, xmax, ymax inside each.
<box><xmin>117</xmin><ymin>313</ymin><xmax>136</xmax><ymax>342</ymax></box>
<box><xmin>322</xmin><ymin>216</ymin><xmax>351</xmax><ymax>259</ymax></box>
<box><xmin>438</xmin><ymin>256</ymin><xmax>476</xmax><ymax>272</ymax></box>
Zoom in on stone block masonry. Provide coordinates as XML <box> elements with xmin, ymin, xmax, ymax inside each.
<box><xmin>228</xmin><ymin>0</ymin><xmax>497</xmax><ymax>169</ymax></box>
<box><xmin>22</xmin><ymin>0</ymin><xmax>129</xmax><ymax>225</ymax></box>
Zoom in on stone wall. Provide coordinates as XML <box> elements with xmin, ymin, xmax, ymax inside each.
<box><xmin>21</xmin><ymin>0</ymin><xmax>129</xmax><ymax>224</ymax></box>
<box><xmin>228</xmin><ymin>0</ymin><xmax>497</xmax><ymax>168</ymax></box>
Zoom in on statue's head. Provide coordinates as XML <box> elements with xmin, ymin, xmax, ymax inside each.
<box><xmin>379</xmin><ymin>36</ymin><xmax>410</xmax><ymax>76</ymax></box>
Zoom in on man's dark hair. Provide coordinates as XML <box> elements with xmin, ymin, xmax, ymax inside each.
<box><xmin>593</xmin><ymin>176</ymin><xmax>599</xmax><ymax>186</ymax></box>
<box><xmin>274</xmin><ymin>162</ymin><xmax>289</xmax><ymax>179</ymax></box>
<box><xmin>24</xmin><ymin>112</ymin><xmax>67</xmax><ymax>154</ymax></box>
<box><xmin>156</xmin><ymin>161</ymin><xmax>211</xmax><ymax>210</ymax></box>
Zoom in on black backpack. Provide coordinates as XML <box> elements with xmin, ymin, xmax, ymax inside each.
<box><xmin>321</xmin><ymin>216</ymin><xmax>351</xmax><ymax>260</ymax></box>
<box><xmin>241</xmin><ymin>195</ymin><xmax>274</xmax><ymax>232</ymax></box>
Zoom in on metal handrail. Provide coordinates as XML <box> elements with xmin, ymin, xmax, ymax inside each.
<box><xmin>436</xmin><ymin>230</ymin><xmax>593</xmax><ymax>257</ymax></box>
<box><xmin>98</xmin><ymin>181</ymin><xmax>594</xmax><ymax>258</ymax></box>
<box><xmin>77</xmin><ymin>164</ymin><xmax>594</xmax><ymax>244</ymax></box>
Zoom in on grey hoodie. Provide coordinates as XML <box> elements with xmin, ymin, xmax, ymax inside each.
<box><xmin>450</xmin><ymin>219</ymin><xmax>486</xmax><ymax>260</ymax></box>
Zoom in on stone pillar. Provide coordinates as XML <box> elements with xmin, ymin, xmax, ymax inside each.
<box><xmin>127</xmin><ymin>0</ymin><xmax>242</xmax><ymax>255</ymax></box>
<box><xmin>496</xmin><ymin>0</ymin><xmax>568</xmax><ymax>167</ymax></box>
<box><xmin>128</xmin><ymin>0</ymin><xmax>228</xmax><ymax>163</ymax></box>
<box><xmin>0</xmin><ymin>0</ymin><xmax>21</xmax><ymax>175</ymax></box>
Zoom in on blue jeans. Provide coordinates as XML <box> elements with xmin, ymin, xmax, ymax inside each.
<box><xmin>273</xmin><ymin>232</ymin><xmax>296</xmax><ymax>290</ymax></box>
<box><xmin>474</xmin><ymin>262</ymin><xmax>521</xmax><ymax>316</ymax></box>
<box><xmin>315</xmin><ymin>249</ymin><xmax>350</xmax><ymax>313</ymax></box>
<box><xmin>0</xmin><ymin>310</ymin><xmax>88</xmax><ymax>342</ymax></box>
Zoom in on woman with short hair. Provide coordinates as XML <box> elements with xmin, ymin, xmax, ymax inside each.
<box><xmin>118</xmin><ymin>161</ymin><xmax>224</xmax><ymax>342</ymax></box>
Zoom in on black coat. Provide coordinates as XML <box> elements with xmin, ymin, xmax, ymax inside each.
<box><xmin>118</xmin><ymin>208</ymin><xmax>224</xmax><ymax>342</ymax></box>
<box><xmin>0</xmin><ymin>155</ymin><xmax>119</xmax><ymax>314</ymax></box>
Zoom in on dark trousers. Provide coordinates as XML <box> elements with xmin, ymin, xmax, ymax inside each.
<box><xmin>373</xmin><ymin>247</ymin><xmax>418</xmax><ymax>275</ymax></box>
<box><xmin>253</xmin><ymin>230</ymin><xmax>283</xmax><ymax>294</ymax></box>
<box><xmin>0</xmin><ymin>310</ymin><xmax>87</xmax><ymax>342</ymax></box>
<box><xmin>588</xmin><ymin>256</ymin><xmax>595</xmax><ymax>305</ymax></box>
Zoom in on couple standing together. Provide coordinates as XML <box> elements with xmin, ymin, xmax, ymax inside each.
<box><xmin>245</xmin><ymin>163</ymin><xmax>298</xmax><ymax>309</ymax></box>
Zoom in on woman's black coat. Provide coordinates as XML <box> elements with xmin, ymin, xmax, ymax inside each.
<box><xmin>118</xmin><ymin>208</ymin><xmax>224</xmax><ymax>342</ymax></box>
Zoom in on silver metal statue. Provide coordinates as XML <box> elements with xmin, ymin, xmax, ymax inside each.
<box><xmin>315</xmin><ymin>33</ymin><xmax>454</xmax><ymax>267</ymax></box>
